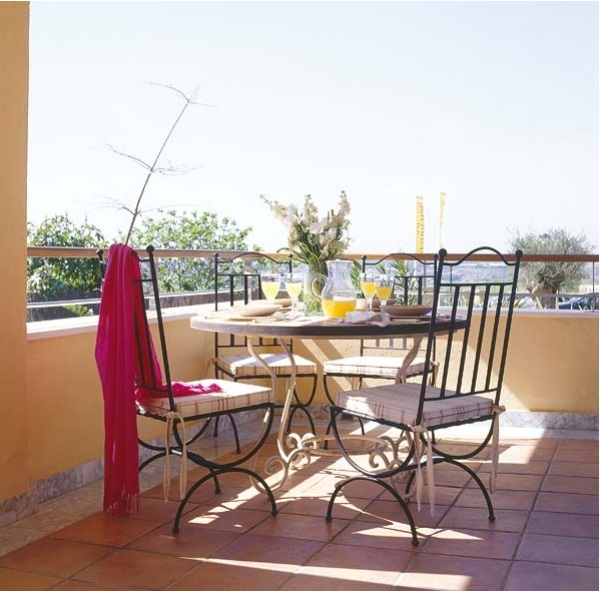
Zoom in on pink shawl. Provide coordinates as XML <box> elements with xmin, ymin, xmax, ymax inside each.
<box><xmin>95</xmin><ymin>244</ymin><xmax>223</xmax><ymax>515</ymax></box>
<box><xmin>95</xmin><ymin>244</ymin><xmax>142</xmax><ymax>515</ymax></box>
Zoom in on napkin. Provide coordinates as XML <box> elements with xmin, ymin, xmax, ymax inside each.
<box><xmin>343</xmin><ymin>311</ymin><xmax>390</xmax><ymax>327</ymax></box>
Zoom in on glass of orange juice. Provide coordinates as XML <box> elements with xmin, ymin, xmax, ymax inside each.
<box><xmin>284</xmin><ymin>272</ymin><xmax>303</xmax><ymax>310</ymax></box>
<box><xmin>360</xmin><ymin>272</ymin><xmax>377</xmax><ymax>311</ymax></box>
<box><xmin>260</xmin><ymin>273</ymin><xmax>281</xmax><ymax>301</ymax></box>
<box><xmin>375</xmin><ymin>274</ymin><xmax>394</xmax><ymax>308</ymax></box>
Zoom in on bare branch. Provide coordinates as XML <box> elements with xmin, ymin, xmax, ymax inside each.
<box><xmin>105</xmin><ymin>144</ymin><xmax>152</xmax><ymax>171</ymax></box>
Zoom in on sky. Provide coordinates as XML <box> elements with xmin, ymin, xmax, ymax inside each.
<box><xmin>27</xmin><ymin>0</ymin><xmax>599</xmax><ymax>254</ymax></box>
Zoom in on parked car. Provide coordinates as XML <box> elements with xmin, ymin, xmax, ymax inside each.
<box><xmin>558</xmin><ymin>293</ymin><xmax>599</xmax><ymax>311</ymax></box>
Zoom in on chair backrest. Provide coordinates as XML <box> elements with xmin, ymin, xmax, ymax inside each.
<box><xmin>361</xmin><ymin>252</ymin><xmax>436</xmax><ymax>306</ymax></box>
<box><xmin>213</xmin><ymin>251</ymin><xmax>292</xmax><ymax>310</ymax></box>
<box><xmin>360</xmin><ymin>253</ymin><xmax>436</xmax><ymax>355</ymax></box>
<box><xmin>99</xmin><ymin>245</ymin><xmax>175</xmax><ymax>411</ymax></box>
<box><xmin>213</xmin><ymin>251</ymin><xmax>293</xmax><ymax>353</ymax></box>
<box><xmin>416</xmin><ymin>246</ymin><xmax>523</xmax><ymax>425</ymax></box>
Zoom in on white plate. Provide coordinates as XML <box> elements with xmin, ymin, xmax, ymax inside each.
<box><xmin>229</xmin><ymin>304</ymin><xmax>281</xmax><ymax>318</ymax></box>
<box><xmin>382</xmin><ymin>305</ymin><xmax>432</xmax><ymax>318</ymax></box>
<box><xmin>254</xmin><ymin>298</ymin><xmax>292</xmax><ymax>309</ymax></box>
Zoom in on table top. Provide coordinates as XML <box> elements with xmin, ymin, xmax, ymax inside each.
<box><xmin>190</xmin><ymin>311</ymin><xmax>463</xmax><ymax>340</ymax></box>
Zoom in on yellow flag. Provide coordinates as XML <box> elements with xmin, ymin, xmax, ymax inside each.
<box><xmin>416</xmin><ymin>195</ymin><xmax>424</xmax><ymax>253</ymax></box>
<box><xmin>439</xmin><ymin>191</ymin><xmax>446</xmax><ymax>249</ymax></box>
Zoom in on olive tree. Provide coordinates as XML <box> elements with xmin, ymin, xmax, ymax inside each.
<box><xmin>509</xmin><ymin>228</ymin><xmax>593</xmax><ymax>307</ymax></box>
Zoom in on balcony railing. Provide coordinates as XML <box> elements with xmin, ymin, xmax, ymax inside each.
<box><xmin>26</xmin><ymin>246</ymin><xmax>599</xmax><ymax>321</ymax></box>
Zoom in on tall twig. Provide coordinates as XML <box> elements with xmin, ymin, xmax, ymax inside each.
<box><xmin>115</xmin><ymin>83</ymin><xmax>208</xmax><ymax>245</ymax></box>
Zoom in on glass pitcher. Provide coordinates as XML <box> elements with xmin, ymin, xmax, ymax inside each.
<box><xmin>321</xmin><ymin>260</ymin><xmax>357</xmax><ymax>319</ymax></box>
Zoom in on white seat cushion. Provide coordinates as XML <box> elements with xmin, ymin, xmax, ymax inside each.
<box><xmin>336</xmin><ymin>382</ymin><xmax>494</xmax><ymax>428</ymax></box>
<box><xmin>324</xmin><ymin>355</ymin><xmax>427</xmax><ymax>379</ymax></box>
<box><xmin>138</xmin><ymin>379</ymin><xmax>274</xmax><ymax>418</ymax></box>
<box><xmin>215</xmin><ymin>353</ymin><xmax>317</xmax><ymax>377</ymax></box>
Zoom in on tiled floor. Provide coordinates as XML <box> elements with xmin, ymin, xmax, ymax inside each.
<box><xmin>0</xmin><ymin>418</ymin><xmax>597</xmax><ymax>591</ymax></box>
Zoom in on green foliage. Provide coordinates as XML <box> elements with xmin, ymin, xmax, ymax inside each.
<box><xmin>27</xmin><ymin>215</ymin><xmax>107</xmax><ymax>301</ymax></box>
<box><xmin>125</xmin><ymin>209</ymin><xmax>257</xmax><ymax>292</ymax></box>
<box><xmin>510</xmin><ymin>228</ymin><xmax>592</xmax><ymax>300</ymax></box>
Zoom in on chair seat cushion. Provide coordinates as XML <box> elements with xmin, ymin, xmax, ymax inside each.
<box><xmin>215</xmin><ymin>353</ymin><xmax>317</xmax><ymax>377</ymax></box>
<box><xmin>336</xmin><ymin>382</ymin><xmax>494</xmax><ymax>428</ymax></box>
<box><xmin>138</xmin><ymin>379</ymin><xmax>274</xmax><ymax>418</ymax></box>
<box><xmin>324</xmin><ymin>355</ymin><xmax>427</xmax><ymax>379</ymax></box>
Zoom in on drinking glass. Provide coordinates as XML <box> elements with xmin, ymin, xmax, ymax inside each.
<box><xmin>360</xmin><ymin>272</ymin><xmax>377</xmax><ymax>311</ymax></box>
<box><xmin>284</xmin><ymin>272</ymin><xmax>304</xmax><ymax>310</ymax></box>
<box><xmin>375</xmin><ymin>274</ymin><xmax>394</xmax><ymax>308</ymax></box>
<box><xmin>260</xmin><ymin>273</ymin><xmax>281</xmax><ymax>301</ymax></box>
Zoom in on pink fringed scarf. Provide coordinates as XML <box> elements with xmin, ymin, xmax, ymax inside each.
<box><xmin>95</xmin><ymin>244</ymin><xmax>143</xmax><ymax>515</ymax></box>
<box><xmin>95</xmin><ymin>244</ymin><xmax>223</xmax><ymax>515</ymax></box>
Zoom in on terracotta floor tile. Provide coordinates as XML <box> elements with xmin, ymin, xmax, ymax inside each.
<box><xmin>421</xmin><ymin>528</ymin><xmax>520</xmax><ymax>560</ymax></box>
<box><xmin>280</xmin><ymin>573</ymin><xmax>392</xmax><ymax>591</ymax></box>
<box><xmin>0</xmin><ymin>538</ymin><xmax>112</xmax><ymax>578</ymax></box>
<box><xmin>74</xmin><ymin>548</ymin><xmax>197</xmax><ymax>590</ymax></box>
<box><xmin>505</xmin><ymin>561</ymin><xmax>598</xmax><ymax>591</ymax></box>
<box><xmin>183</xmin><ymin>506</ymin><xmax>271</xmax><ymax>533</ymax></box>
<box><xmin>250</xmin><ymin>512</ymin><xmax>348</xmax><ymax>542</ymax></box>
<box><xmin>535</xmin><ymin>492</ymin><xmax>599</xmax><ymax>515</ymax></box>
<box><xmin>168</xmin><ymin>560</ymin><xmax>292</xmax><ymax>591</ymax></box>
<box><xmin>212</xmin><ymin>533</ymin><xmax>324</xmax><ymax>572</ymax></box>
<box><xmin>478</xmin><ymin>459</ymin><xmax>550</xmax><ymax>475</ymax></box>
<box><xmin>542</xmin><ymin>474</ymin><xmax>598</xmax><ymax>495</ymax></box>
<box><xmin>48</xmin><ymin>514</ymin><xmax>159</xmax><ymax>547</ymax></box>
<box><xmin>332</xmin><ymin>519</ymin><xmax>425</xmax><ymax>549</ymax></box>
<box><xmin>517</xmin><ymin>533</ymin><xmax>599</xmax><ymax>567</ymax></box>
<box><xmin>398</xmin><ymin>553</ymin><xmax>510</xmax><ymax>590</ymax></box>
<box><xmin>455</xmin><ymin>488</ymin><xmax>536</xmax><ymax>511</ymax></box>
<box><xmin>280</xmin><ymin>494</ymin><xmax>370</xmax><ymax>519</ymax></box>
<box><xmin>49</xmin><ymin>581</ymin><xmax>132</xmax><ymax>591</ymax></box>
<box><xmin>468</xmin><ymin>472</ymin><xmax>543</xmax><ymax>491</ymax></box>
<box><xmin>357</xmin><ymin>498</ymin><xmax>449</xmax><ymax>530</ymax></box>
<box><xmin>438</xmin><ymin>507</ymin><xmax>529</xmax><ymax>533</ymax></box>
<box><xmin>0</xmin><ymin>567</ymin><xmax>61</xmax><ymax>591</ymax></box>
<box><xmin>526</xmin><ymin>510</ymin><xmax>599</xmax><ymax>538</ymax></box>
<box><xmin>497</xmin><ymin>445</ymin><xmax>555</xmax><ymax>463</ymax></box>
<box><xmin>126</xmin><ymin>522</ymin><xmax>239</xmax><ymax>557</ymax></box>
<box><xmin>127</xmin><ymin>496</ymin><xmax>198</xmax><ymax>524</ymax></box>
<box><xmin>549</xmin><ymin>461</ymin><xmax>598</xmax><ymax>478</ymax></box>
<box><xmin>300</xmin><ymin>542</ymin><xmax>413</xmax><ymax>584</ymax></box>
<box><xmin>554</xmin><ymin>447</ymin><xmax>599</xmax><ymax>463</ymax></box>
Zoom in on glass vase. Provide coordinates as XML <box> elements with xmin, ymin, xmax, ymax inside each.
<box><xmin>302</xmin><ymin>264</ymin><xmax>326</xmax><ymax>315</ymax></box>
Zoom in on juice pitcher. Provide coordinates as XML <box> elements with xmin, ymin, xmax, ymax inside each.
<box><xmin>321</xmin><ymin>260</ymin><xmax>357</xmax><ymax>318</ymax></box>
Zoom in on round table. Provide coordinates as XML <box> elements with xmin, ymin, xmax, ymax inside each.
<box><xmin>190</xmin><ymin>311</ymin><xmax>461</xmax><ymax>489</ymax></box>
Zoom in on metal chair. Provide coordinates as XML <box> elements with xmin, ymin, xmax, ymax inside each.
<box><xmin>97</xmin><ymin>245</ymin><xmax>277</xmax><ymax>532</ymax></box>
<box><xmin>212</xmin><ymin>252</ymin><xmax>319</xmax><ymax>435</ymax></box>
<box><xmin>326</xmin><ymin>247</ymin><xmax>523</xmax><ymax>546</ymax></box>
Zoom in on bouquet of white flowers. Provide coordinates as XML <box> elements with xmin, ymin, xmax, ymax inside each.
<box><xmin>260</xmin><ymin>191</ymin><xmax>352</xmax><ymax>276</ymax></box>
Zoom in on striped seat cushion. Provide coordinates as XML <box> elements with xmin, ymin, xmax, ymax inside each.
<box><xmin>215</xmin><ymin>353</ymin><xmax>317</xmax><ymax>377</ymax></box>
<box><xmin>324</xmin><ymin>355</ymin><xmax>427</xmax><ymax>379</ymax></box>
<box><xmin>138</xmin><ymin>379</ymin><xmax>274</xmax><ymax>418</ymax></box>
<box><xmin>336</xmin><ymin>382</ymin><xmax>494</xmax><ymax>428</ymax></box>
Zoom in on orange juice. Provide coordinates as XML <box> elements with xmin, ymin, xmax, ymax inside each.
<box><xmin>361</xmin><ymin>281</ymin><xmax>376</xmax><ymax>298</ymax></box>
<box><xmin>322</xmin><ymin>298</ymin><xmax>356</xmax><ymax>319</ymax></box>
<box><xmin>262</xmin><ymin>281</ymin><xmax>280</xmax><ymax>300</ymax></box>
<box><xmin>285</xmin><ymin>281</ymin><xmax>303</xmax><ymax>299</ymax></box>
<box><xmin>375</xmin><ymin>285</ymin><xmax>393</xmax><ymax>301</ymax></box>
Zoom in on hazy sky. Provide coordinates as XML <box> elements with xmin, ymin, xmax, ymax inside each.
<box><xmin>27</xmin><ymin>1</ymin><xmax>599</xmax><ymax>253</ymax></box>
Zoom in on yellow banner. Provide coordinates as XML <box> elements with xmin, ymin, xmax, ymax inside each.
<box><xmin>416</xmin><ymin>195</ymin><xmax>424</xmax><ymax>253</ymax></box>
<box><xmin>439</xmin><ymin>191</ymin><xmax>446</xmax><ymax>249</ymax></box>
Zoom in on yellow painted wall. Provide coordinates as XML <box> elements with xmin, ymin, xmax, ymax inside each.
<box><xmin>0</xmin><ymin>3</ymin><xmax>29</xmax><ymax>501</ymax></box>
<box><xmin>25</xmin><ymin>317</ymin><xmax>216</xmax><ymax>482</ymax></box>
